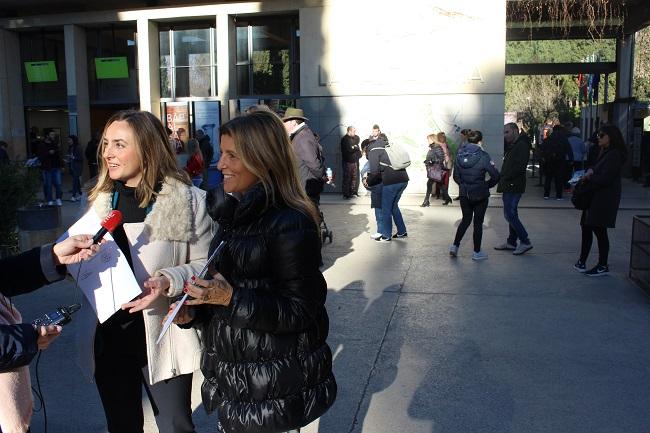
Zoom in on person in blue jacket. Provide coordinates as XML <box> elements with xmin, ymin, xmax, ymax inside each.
<box><xmin>0</xmin><ymin>235</ymin><xmax>100</xmax><ymax>372</ymax></box>
<box><xmin>449</xmin><ymin>130</ymin><xmax>500</xmax><ymax>260</ymax></box>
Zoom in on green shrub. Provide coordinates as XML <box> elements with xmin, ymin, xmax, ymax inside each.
<box><xmin>0</xmin><ymin>162</ymin><xmax>40</xmax><ymax>252</ymax></box>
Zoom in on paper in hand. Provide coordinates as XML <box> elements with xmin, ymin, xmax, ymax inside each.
<box><xmin>156</xmin><ymin>240</ymin><xmax>226</xmax><ymax>344</ymax></box>
<box><xmin>58</xmin><ymin>209</ymin><xmax>142</xmax><ymax>323</ymax></box>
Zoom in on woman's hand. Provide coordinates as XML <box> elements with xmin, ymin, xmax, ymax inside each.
<box><xmin>36</xmin><ymin>325</ymin><xmax>62</xmax><ymax>350</ymax></box>
<box><xmin>122</xmin><ymin>275</ymin><xmax>169</xmax><ymax>313</ymax></box>
<box><xmin>183</xmin><ymin>273</ymin><xmax>233</xmax><ymax>306</ymax></box>
<box><xmin>52</xmin><ymin>234</ymin><xmax>102</xmax><ymax>265</ymax></box>
<box><xmin>584</xmin><ymin>168</ymin><xmax>594</xmax><ymax>178</ymax></box>
<box><xmin>163</xmin><ymin>302</ymin><xmax>195</xmax><ymax>325</ymax></box>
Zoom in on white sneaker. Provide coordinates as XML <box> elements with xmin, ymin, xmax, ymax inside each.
<box><xmin>70</xmin><ymin>196</ymin><xmax>78</xmax><ymax>202</ymax></box>
<box><xmin>55</xmin><ymin>199</ymin><xmax>63</xmax><ymax>206</ymax></box>
<box><xmin>513</xmin><ymin>243</ymin><xmax>533</xmax><ymax>255</ymax></box>
<box><xmin>370</xmin><ymin>232</ymin><xmax>382</xmax><ymax>240</ymax></box>
<box><xmin>449</xmin><ymin>244</ymin><xmax>458</xmax><ymax>257</ymax></box>
<box><xmin>472</xmin><ymin>250</ymin><xmax>488</xmax><ymax>261</ymax></box>
<box><xmin>47</xmin><ymin>201</ymin><xmax>54</xmax><ymax>206</ymax></box>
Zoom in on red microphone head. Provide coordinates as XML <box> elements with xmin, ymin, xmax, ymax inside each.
<box><xmin>101</xmin><ymin>210</ymin><xmax>123</xmax><ymax>233</ymax></box>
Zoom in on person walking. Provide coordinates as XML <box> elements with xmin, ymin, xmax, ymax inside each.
<box><xmin>340</xmin><ymin>126</ymin><xmax>361</xmax><ymax>199</ymax></box>
<box><xmin>170</xmin><ymin>110</ymin><xmax>336</xmax><ymax>433</ymax></box>
<box><xmin>67</xmin><ymin>134</ymin><xmax>84</xmax><ymax>201</ymax></box>
<box><xmin>37</xmin><ymin>129</ymin><xmax>63</xmax><ymax>206</ymax></box>
<box><xmin>574</xmin><ymin>124</ymin><xmax>627</xmax><ymax>276</ymax></box>
<box><xmin>81</xmin><ymin>109</ymin><xmax>213</xmax><ymax>433</ymax></box>
<box><xmin>495</xmin><ymin>123</ymin><xmax>533</xmax><ymax>255</ymax></box>
<box><xmin>86</xmin><ymin>131</ymin><xmax>100</xmax><ymax>179</ymax></box>
<box><xmin>540</xmin><ymin>124</ymin><xmax>573</xmax><ymax>200</ymax></box>
<box><xmin>449</xmin><ymin>130</ymin><xmax>500</xmax><ymax>260</ymax></box>
<box><xmin>366</xmin><ymin>125</ymin><xmax>409</xmax><ymax>242</ymax></box>
<box><xmin>282</xmin><ymin>108</ymin><xmax>326</xmax><ymax>205</ymax></box>
<box><xmin>421</xmin><ymin>133</ymin><xmax>447</xmax><ymax>206</ymax></box>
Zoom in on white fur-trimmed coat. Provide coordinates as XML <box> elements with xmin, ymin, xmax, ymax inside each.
<box><xmin>76</xmin><ymin>177</ymin><xmax>214</xmax><ymax>385</ymax></box>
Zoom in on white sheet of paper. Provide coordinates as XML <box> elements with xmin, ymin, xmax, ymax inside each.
<box><xmin>58</xmin><ymin>209</ymin><xmax>142</xmax><ymax>323</ymax></box>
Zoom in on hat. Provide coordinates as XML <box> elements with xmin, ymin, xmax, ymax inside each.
<box><xmin>281</xmin><ymin>107</ymin><xmax>308</xmax><ymax>122</ymax></box>
<box><xmin>571</xmin><ymin>127</ymin><xmax>581</xmax><ymax>134</ymax></box>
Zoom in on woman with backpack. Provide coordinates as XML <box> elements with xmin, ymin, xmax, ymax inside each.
<box><xmin>449</xmin><ymin>130</ymin><xmax>500</xmax><ymax>260</ymax></box>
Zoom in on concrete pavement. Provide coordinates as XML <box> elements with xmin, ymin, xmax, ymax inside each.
<box><xmin>11</xmin><ymin>178</ymin><xmax>650</xmax><ymax>433</ymax></box>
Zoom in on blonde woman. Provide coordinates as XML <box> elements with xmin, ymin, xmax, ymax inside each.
<box><xmin>171</xmin><ymin>111</ymin><xmax>337</xmax><ymax>433</ymax></box>
<box><xmin>79</xmin><ymin>110</ymin><xmax>213</xmax><ymax>433</ymax></box>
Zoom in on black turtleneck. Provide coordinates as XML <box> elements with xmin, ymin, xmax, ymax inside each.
<box><xmin>111</xmin><ymin>182</ymin><xmax>148</xmax><ymax>270</ymax></box>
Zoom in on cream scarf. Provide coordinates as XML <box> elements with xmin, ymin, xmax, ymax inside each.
<box><xmin>0</xmin><ymin>296</ymin><xmax>33</xmax><ymax>433</ymax></box>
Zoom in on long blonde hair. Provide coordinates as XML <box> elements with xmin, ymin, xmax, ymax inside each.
<box><xmin>218</xmin><ymin>111</ymin><xmax>320</xmax><ymax>226</ymax></box>
<box><xmin>88</xmin><ymin>110</ymin><xmax>190</xmax><ymax>208</ymax></box>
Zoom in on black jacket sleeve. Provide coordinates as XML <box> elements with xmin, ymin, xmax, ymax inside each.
<box><xmin>0</xmin><ymin>323</ymin><xmax>39</xmax><ymax>372</ymax></box>
<box><xmin>484</xmin><ymin>153</ymin><xmax>501</xmax><ymax>189</ymax></box>
<box><xmin>0</xmin><ymin>246</ymin><xmax>58</xmax><ymax>298</ymax></box>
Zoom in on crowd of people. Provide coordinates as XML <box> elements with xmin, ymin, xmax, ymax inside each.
<box><xmin>1</xmin><ymin>106</ymin><xmax>628</xmax><ymax>433</ymax></box>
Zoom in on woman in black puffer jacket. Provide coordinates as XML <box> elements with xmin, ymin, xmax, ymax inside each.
<box><xmin>171</xmin><ymin>111</ymin><xmax>336</xmax><ymax>433</ymax></box>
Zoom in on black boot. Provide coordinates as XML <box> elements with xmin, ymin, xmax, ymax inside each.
<box><xmin>421</xmin><ymin>200</ymin><xmax>430</xmax><ymax>207</ymax></box>
<box><xmin>443</xmin><ymin>195</ymin><xmax>452</xmax><ymax>205</ymax></box>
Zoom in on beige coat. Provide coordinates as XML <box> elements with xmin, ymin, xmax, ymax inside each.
<box><xmin>76</xmin><ymin>177</ymin><xmax>214</xmax><ymax>385</ymax></box>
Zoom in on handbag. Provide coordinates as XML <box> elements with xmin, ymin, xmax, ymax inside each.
<box><xmin>426</xmin><ymin>163</ymin><xmax>443</xmax><ymax>182</ymax></box>
<box><xmin>571</xmin><ymin>179</ymin><xmax>594</xmax><ymax>210</ymax></box>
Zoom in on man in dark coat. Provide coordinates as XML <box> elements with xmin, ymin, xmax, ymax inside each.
<box><xmin>495</xmin><ymin>123</ymin><xmax>533</xmax><ymax>255</ymax></box>
<box><xmin>340</xmin><ymin>125</ymin><xmax>361</xmax><ymax>198</ymax></box>
<box><xmin>282</xmin><ymin>108</ymin><xmax>326</xmax><ymax>204</ymax></box>
<box><xmin>540</xmin><ymin>125</ymin><xmax>573</xmax><ymax>200</ymax></box>
<box><xmin>37</xmin><ymin>129</ymin><xmax>64</xmax><ymax>206</ymax></box>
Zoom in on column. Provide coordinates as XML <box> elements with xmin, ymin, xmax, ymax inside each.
<box><xmin>0</xmin><ymin>29</ymin><xmax>27</xmax><ymax>158</ymax></box>
<box><xmin>64</xmin><ymin>25</ymin><xmax>91</xmax><ymax>147</ymax></box>
<box><xmin>615</xmin><ymin>33</ymin><xmax>635</xmax><ymax>100</ymax></box>
<box><xmin>137</xmin><ymin>18</ymin><xmax>161</xmax><ymax>117</ymax></box>
<box><xmin>216</xmin><ymin>13</ymin><xmax>235</xmax><ymax>122</ymax></box>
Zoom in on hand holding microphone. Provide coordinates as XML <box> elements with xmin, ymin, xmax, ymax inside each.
<box><xmin>52</xmin><ymin>210</ymin><xmax>123</xmax><ymax>266</ymax></box>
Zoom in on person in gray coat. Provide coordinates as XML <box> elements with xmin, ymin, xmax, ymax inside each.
<box><xmin>574</xmin><ymin>124</ymin><xmax>627</xmax><ymax>276</ymax></box>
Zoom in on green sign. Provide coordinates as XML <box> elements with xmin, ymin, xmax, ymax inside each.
<box><xmin>24</xmin><ymin>61</ymin><xmax>58</xmax><ymax>83</ymax></box>
<box><xmin>95</xmin><ymin>57</ymin><xmax>129</xmax><ymax>79</ymax></box>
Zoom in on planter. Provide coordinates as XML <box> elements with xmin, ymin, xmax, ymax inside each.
<box><xmin>16</xmin><ymin>205</ymin><xmax>61</xmax><ymax>252</ymax></box>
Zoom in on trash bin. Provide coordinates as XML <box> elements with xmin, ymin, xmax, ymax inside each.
<box><xmin>630</xmin><ymin>215</ymin><xmax>650</xmax><ymax>295</ymax></box>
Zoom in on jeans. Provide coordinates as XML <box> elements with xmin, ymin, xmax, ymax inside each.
<box><xmin>502</xmin><ymin>192</ymin><xmax>529</xmax><ymax>245</ymax></box>
<box><xmin>374</xmin><ymin>208</ymin><xmax>383</xmax><ymax>233</ymax></box>
<box><xmin>41</xmin><ymin>168</ymin><xmax>62</xmax><ymax>202</ymax></box>
<box><xmin>380</xmin><ymin>182</ymin><xmax>407</xmax><ymax>238</ymax></box>
<box><xmin>453</xmin><ymin>196</ymin><xmax>489</xmax><ymax>252</ymax></box>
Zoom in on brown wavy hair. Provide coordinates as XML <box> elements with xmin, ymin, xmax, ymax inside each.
<box><xmin>218</xmin><ymin>111</ymin><xmax>320</xmax><ymax>227</ymax></box>
<box><xmin>88</xmin><ymin>110</ymin><xmax>190</xmax><ymax>208</ymax></box>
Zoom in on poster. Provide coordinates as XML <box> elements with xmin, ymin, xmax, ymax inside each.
<box><xmin>165</xmin><ymin>102</ymin><xmax>190</xmax><ymax>147</ymax></box>
<box><xmin>193</xmin><ymin>100</ymin><xmax>221</xmax><ymax>163</ymax></box>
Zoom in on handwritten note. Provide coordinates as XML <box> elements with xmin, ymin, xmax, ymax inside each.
<box><xmin>57</xmin><ymin>209</ymin><xmax>142</xmax><ymax>323</ymax></box>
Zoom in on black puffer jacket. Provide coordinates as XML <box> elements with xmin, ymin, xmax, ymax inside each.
<box><xmin>453</xmin><ymin>144</ymin><xmax>500</xmax><ymax>200</ymax></box>
<box><xmin>200</xmin><ymin>184</ymin><xmax>336</xmax><ymax>433</ymax></box>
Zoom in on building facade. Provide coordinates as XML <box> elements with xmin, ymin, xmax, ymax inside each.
<box><xmin>0</xmin><ymin>0</ymin><xmax>506</xmax><ymax>192</ymax></box>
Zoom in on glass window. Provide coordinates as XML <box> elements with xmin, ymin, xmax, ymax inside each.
<box><xmin>159</xmin><ymin>24</ymin><xmax>217</xmax><ymax>99</ymax></box>
<box><xmin>20</xmin><ymin>31</ymin><xmax>67</xmax><ymax>106</ymax></box>
<box><xmin>86</xmin><ymin>26</ymin><xmax>138</xmax><ymax>104</ymax></box>
<box><xmin>236</xmin><ymin>15</ymin><xmax>299</xmax><ymax>97</ymax></box>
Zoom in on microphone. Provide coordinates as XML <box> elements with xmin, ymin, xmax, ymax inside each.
<box><xmin>92</xmin><ymin>210</ymin><xmax>123</xmax><ymax>244</ymax></box>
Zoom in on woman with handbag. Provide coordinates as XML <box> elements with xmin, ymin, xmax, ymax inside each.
<box><xmin>449</xmin><ymin>130</ymin><xmax>500</xmax><ymax>260</ymax></box>
<box><xmin>422</xmin><ymin>133</ymin><xmax>452</xmax><ymax>206</ymax></box>
<box><xmin>573</xmin><ymin>124</ymin><xmax>627</xmax><ymax>276</ymax></box>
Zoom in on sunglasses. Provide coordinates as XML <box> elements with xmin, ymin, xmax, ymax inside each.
<box><xmin>598</xmin><ymin>132</ymin><xmax>607</xmax><ymax>138</ymax></box>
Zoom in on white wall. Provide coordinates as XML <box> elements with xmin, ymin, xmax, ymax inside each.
<box><xmin>300</xmin><ymin>0</ymin><xmax>506</xmax><ymax>193</ymax></box>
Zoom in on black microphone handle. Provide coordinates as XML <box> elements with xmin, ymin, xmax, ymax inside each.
<box><xmin>92</xmin><ymin>227</ymin><xmax>108</xmax><ymax>244</ymax></box>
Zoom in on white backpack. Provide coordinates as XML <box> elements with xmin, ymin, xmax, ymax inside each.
<box><xmin>382</xmin><ymin>142</ymin><xmax>411</xmax><ymax>170</ymax></box>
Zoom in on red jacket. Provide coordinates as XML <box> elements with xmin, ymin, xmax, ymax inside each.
<box><xmin>185</xmin><ymin>153</ymin><xmax>204</xmax><ymax>178</ymax></box>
